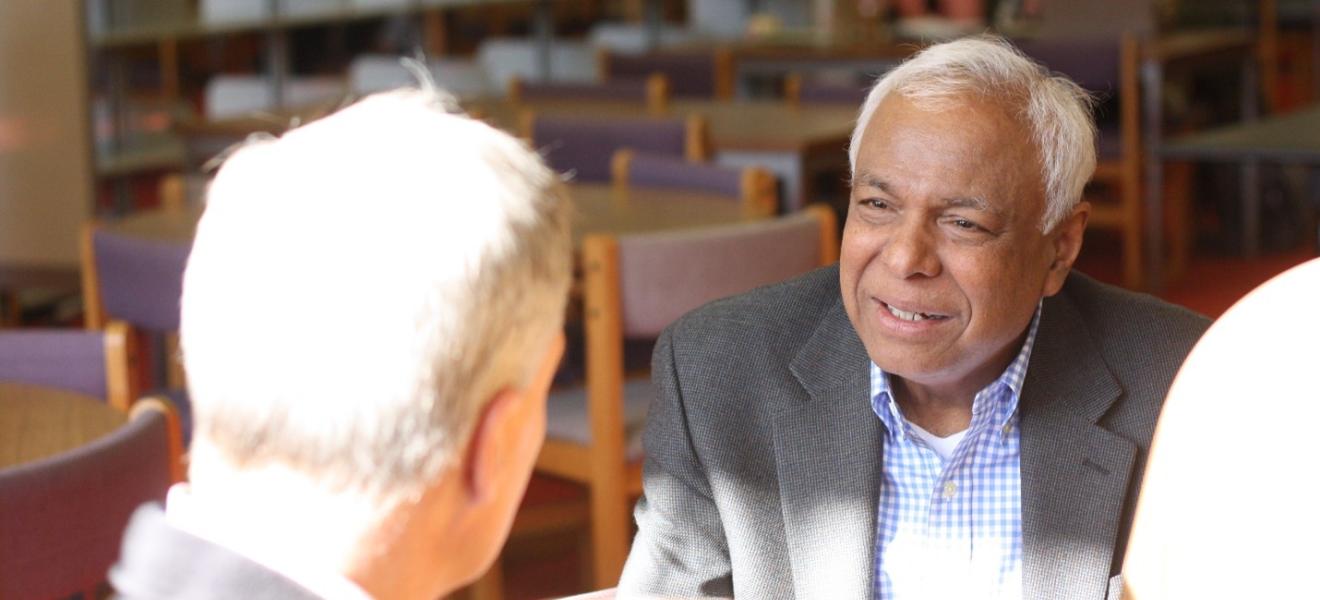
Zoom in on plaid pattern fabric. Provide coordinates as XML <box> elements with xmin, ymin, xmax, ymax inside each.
<box><xmin>870</xmin><ymin>307</ymin><xmax>1041</xmax><ymax>600</ymax></box>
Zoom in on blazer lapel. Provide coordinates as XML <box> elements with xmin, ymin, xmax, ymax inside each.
<box><xmin>1019</xmin><ymin>291</ymin><xmax>1137</xmax><ymax>600</ymax></box>
<box><xmin>776</xmin><ymin>298</ymin><xmax>881</xmax><ymax>599</ymax></box>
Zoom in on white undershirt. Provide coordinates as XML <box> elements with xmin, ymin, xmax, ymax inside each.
<box><xmin>907</xmin><ymin>422</ymin><xmax>968</xmax><ymax>463</ymax></box>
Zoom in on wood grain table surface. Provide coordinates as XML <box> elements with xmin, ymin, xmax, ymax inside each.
<box><xmin>0</xmin><ymin>382</ymin><xmax>126</xmax><ymax>469</ymax></box>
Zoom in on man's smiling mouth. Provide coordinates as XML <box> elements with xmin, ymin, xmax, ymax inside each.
<box><xmin>881</xmin><ymin>301</ymin><xmax>951</xmax><ymax>322</ymax></box>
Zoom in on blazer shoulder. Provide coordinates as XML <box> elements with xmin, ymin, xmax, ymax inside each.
<box><xmin>1059</xmin><ymin>271</ymin><xmax>1210</xmax><ymax>374</ymax></box>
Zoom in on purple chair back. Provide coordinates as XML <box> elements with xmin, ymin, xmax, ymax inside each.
<box><xmin>626</xmin><ymin>152</ymin><xmax>742</xmax><ymax>199</ymax></box>
<box><xmin>0</xmin><ymin>330</ymin><xmax>108</xmax><ymax>400</ymax></box>
<box><xmin>534</xmin><ymin>115</ymin><xmax>688</xmax><ymax>182</ymax></box>
<box><xmin>519</xmin><ymin>79</ymin><xmax>652</xmax><ymax>104</ymax></box>
<box><xmin>1016</xmin><ymin>36</ymin><xmax>1127</xmax><ymax>160</ymax></box>
<box><xmin>0</xmin><ymin>409</ymin><xmax>172</xmax><ymax>599</ymax></box>
<box><xmin>798</xmin><ymin>79</ymin><xmax>870</xmax><ymax>106</ymax></box>
<box><xmin>606</xmin><ymin>51</ymin><xmax>719</xmax><ymax>98</ymax></box>
<box><xmin>92</xmin><ymin>228</ymin><xmax>192</xmax><ymax>334</ymax></box>
<box><xmin>617</xmin><ymin>211</ymin><xmax>826</xmax><ymax>337</ymax></box>
<box><xmin>1015</xmin><ymin>37</ymin><xmax>1122</xmax><ymax>94</ymax></box>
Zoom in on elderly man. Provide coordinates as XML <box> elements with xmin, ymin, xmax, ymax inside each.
<box><xmin>620</xmin><ymin>36</ymin><xmax>1208</xmax><ymax>599</ymax></box>
<box><xmin>109</xmin><ymin>88</ymin><xmax>572</xmax><ymax>599</ymax></box>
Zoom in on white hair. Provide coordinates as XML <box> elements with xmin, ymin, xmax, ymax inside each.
<box><xmin>181</xmin><ymin>88</ymin><xmax>572</xmax><ymax>504</ymax></box>
<box><xmin>848</xmin><ymin>35</ymin><xmax>1096</xmax><ymax>231</ymax></box>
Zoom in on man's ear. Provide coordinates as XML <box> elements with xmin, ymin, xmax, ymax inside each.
<box><xmin>1043</xmin><ymin>201</ymin><xmax>1089</xmax><ymax>298</ymax></box>
<box><xmin>462</xmin><ymin>387</ymin><xmax>520</xmax><ymax>503</ymax></box>
<box><xmin>458</xmin><ymin>332</ymin><xmax>566</xmax><ymax>504</ymax></box>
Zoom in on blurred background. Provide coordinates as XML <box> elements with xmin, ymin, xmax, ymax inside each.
<box><xmin>0</xmin><ymin>1</ymin><xmax>1316</xmax><ymax>598</ymax></box>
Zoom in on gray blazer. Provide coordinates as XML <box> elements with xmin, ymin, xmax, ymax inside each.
<box><xmin>619</xmin><ymin>266</ymin><xmax>1209</xmax><ymax>599</ymax></box>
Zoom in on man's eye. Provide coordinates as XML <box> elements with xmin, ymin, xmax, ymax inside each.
<box><xmin>953</xmin><ymin>218</ymin><xmax>977</xmax><ymax>229</ymax></box>
<box><xmin>863</xmin><ymin>198</ymin><xmax>890</xmax><ymax>210</ymax></box>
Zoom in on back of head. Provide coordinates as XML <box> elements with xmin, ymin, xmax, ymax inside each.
<box><xmin>1122</xmin><ymin>258</ymin><xmax>1320</xmax><ymax>598</ymax></box>
<box><xmin>849</xmin><ymin>35</ymin><xmax>1096</xmax><ymax>231</ymax></box>
<box><xmin>180</xmin><ymin>89</ymin><xmax>572</xmax><ymax>505</ymax></box>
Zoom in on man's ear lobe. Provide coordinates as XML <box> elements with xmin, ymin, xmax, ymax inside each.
<box><xmin>461</xmin><ymin>388</ymin><xmax>520</xmax><ymax>503</ymax></box>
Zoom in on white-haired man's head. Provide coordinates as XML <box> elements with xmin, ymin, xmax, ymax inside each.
<box><xmin>849</xmin><ymin>35</ymin><xmax>1096</xmax><ymax>231</ymax></box>
<box><xmin>180</xmin><ymin>88</ymin><xmax>572</xmax><ymax>506</ymax></box>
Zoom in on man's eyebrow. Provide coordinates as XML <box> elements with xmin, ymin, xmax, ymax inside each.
<box><xmin>852</xmin><ymin>172</ymin><xmax>891</xmax><ymax>192</ymax></box>
<box><xmin>941</xmin><ymin>196</ymin><xmax>1005</xmax><ymax>216</ymax></box>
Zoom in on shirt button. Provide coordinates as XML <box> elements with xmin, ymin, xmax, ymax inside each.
<box><xmin>1002</xmin><ymin>423</ymin><xmax>1013</xmax><ymax>435</ymax></box>
<box><xmin>942</xmin><ymin>481</ymin><xmax>958</xmax><ymax>499</ymax></box>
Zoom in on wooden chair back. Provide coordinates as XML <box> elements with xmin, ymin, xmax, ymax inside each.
<box><xmin>611</xmin><ymin>148</ymin><xmax>778</xmax><ymax>216</ymax></box>
<box><xmin>521</xmin><ymin>110</ymin><xmax>709</xmax><ymax>182</ymax></box>
<box><xmin>539</xmin><ymin>205</ymin><xmax>837</xmax><ymax>588</ymax></box>
<box><xmin>598</xmin><ymin>47</ymin><xmax>734</xmax><ymax>100</ymax></box>
<box><xmin>509</xmin><ymin>73</ymin><xmax>670</xmax><ymax>114</ymax></box>
<box><xmin>0</xmin><ymin>399</ymin><xmax>180</xmax><ymax>599</ymax></box>
<box><xmin>0</xmin><ymin>323</ymin><xmax>136</xmax><ymax>412</ymax></box>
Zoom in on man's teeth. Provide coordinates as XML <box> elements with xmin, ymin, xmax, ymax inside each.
<box><xmin>886</xmin><ymin>304</ymin><xmax>936</xmax><ymax>321</ymax></box>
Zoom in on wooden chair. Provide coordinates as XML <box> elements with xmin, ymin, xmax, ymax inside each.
<box><xmin>783</xmin><ymin>72</ymin><xmax>871</xmax><ymax>108</ymax></box>
<box><xmin>509</xmin><ymin>74</ymin><xmax>671</xmax><ymax>115</ymax></box>
<box><xmin>0</xmin><ymin>398</ymin><xmax>181</xmax><ymax>599</ymax></box>
<box><xmin>540</xmin><ymin>205</ymin><xmax>839</xmax><ymax>588</ymax></box>
<box><xmin>81</xmin><ymin>223</ymin><xmax>193</xmax><ymax>440</ymax></box>
<box><xmin>598</xmin><ymin>47</ymin><xmax>735</xmax><ymax>100</ymax></box>
<box><xmin>1019</xmin><ymin>33</ymin><xmax>1143</xmax><ymax>289</ymax></box>
<box><xmin>611</xmin><ymin>149</ymin><xmax>778</xmax><ymax>216</ymax></box>
<box><xmin>0</xmin><ymin>323</ymin><xmax>136</xmax><ymax>412</ymax></box>
<box><xmin>521</xmin><ymin>111</ymin><xmax>709</xmax><ymax>182</ymax></box>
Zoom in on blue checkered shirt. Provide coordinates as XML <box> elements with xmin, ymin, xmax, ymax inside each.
<box><xmin>870</xmin><ymin>307</ymin><xmax>1040</xmax><ymax>600</ymax></box>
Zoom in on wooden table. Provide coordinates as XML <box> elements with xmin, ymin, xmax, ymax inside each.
<box><xmin>1141</xmin><ymin>29</ymin><xmax>1260</xmax><ymax>288</ymax></box>
<box><xmin>101</xmin><ymin>182</ymin><xmax>765</xmax><ymax>246</ymax></box>
<box><xmin>1161</xmin><ymin>104</ymin><xmax>1320</xmax><ymax>259</ymax></box>
<box><xmin>0</xmin><ymin>382</ymin><xmax>125</xmax><ymax>469</ymax></box>
<box><xmin>463</xmin><ymin>97</ymin><xmax>856</xmax><ymax>212</ymax></box>
<box><xmin>177</xmin><ymin>97</ymin><xmax>858</xmax><ymax>214</ymax></box>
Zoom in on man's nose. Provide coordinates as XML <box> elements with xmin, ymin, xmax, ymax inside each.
<box><xmin>881</xmin><ymin>219</ymin><xmax>941</xmax><ymax>279</ymax></box>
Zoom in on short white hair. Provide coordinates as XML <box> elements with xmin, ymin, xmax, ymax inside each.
<box><xmin>181</xmin><ymin>88</ymin><xmax>572</xmax><ymax>504</ymax></box>
<box><xmin>848</xmin><ymin>35</ymin><xmax>1096</xmax><ymax>231</ymax></box>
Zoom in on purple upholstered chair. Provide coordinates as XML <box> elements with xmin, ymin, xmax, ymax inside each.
<box><xmin>611</xmin><ymin>149</ymin><xmax>778</xmax><ymax>216</ymax></box>
<box><xmin>784</xmin><ymin>72</ymin><xmax>871</xmax><ymax>106</ymax></box>
<box><xmin>0</xmin><ymin>400</ymin><xmax>179</xmax><ymax>600</ymax></box>
<box><xmin>525</xmin><ymin>112</ymin><xmax>708</xmax><ymax>182</ymax></box>
<box><xmin>82</xmin><ymin>224</ymin><xmax>194</xmax><ymax>439</ymax></box>
<box><xmin>599</xmin><ymin>48</ymin><xmax>734</xmax><ymax>99</ymax></box>
<box><xmin>509</xmin><ymin>74</ymin><xmax>670</xmax><ymax>114</ymax></box>
<box><xmin>0</xmin><ymin>323</ymin><xmax>134</xmax><ymax>411</ymax></box>
<box><xmin>537</xmin><ymin>205</ymin><xmax>839</xmax><ymax>587</ymax></box>
<box><xmin>1016</xmin><ymin>34</ymin><xmax>1144</xmax><ymax>288</ymax></box>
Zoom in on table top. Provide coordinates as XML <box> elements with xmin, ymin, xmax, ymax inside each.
<box><xmin>100</xmin><ymin>183</ymin><xmax>764</xmax><ymax>245</ymax></box>
<box><xmin>1162</xmin><ymin>105</ymin><xmax>1320</xmax><ymax>162</ymax></box>
<box><xmin>1144</xmin><ymin>29</ymin><xmax>1256</xmax><ymax>63</ymax></box>
<box><xmin>0</xmin><ymin>382</ymin><xmax>126</xmax><ymax>469</ymax></box>
<box><xmin>178</xmin><ymin>97</ymin><xmax>859</xmax><ymax>154</ymax></box>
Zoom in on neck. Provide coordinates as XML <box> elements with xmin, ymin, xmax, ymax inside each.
<box><xmin>180</xmin><ymin>443</ymin><xmax>470</xmax><ymax>600</ymax></box>
<box><xmin>892</xmin><ymin>378</ymin><xmax>975</xmax><ymax>436</ymax></box>
<box><xmin>893</xmin><ymin>328</ymin><xmax>1030</xmax><ymax>436</ymax></box>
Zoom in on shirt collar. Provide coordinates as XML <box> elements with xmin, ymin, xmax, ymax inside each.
<box><xmin>869</xmin><ymin>303</ymin><xmax>1042</xmax><ymax>441</ymax></box>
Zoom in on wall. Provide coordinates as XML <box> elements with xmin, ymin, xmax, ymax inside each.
<box><xmin>0</xmin><ymin>0</ymin><xmax>92</xmax><ymax>268</ymax></box>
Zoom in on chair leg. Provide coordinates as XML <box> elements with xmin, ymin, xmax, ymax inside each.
<box><xmin>1164</xmin><ymin>162</ymin><xmax>1194</xmax><ymax>282</ymax></box>
<box><xmin>587</xmin><ymin>477</ymin><xmax>632</xmax><ymax>590</ymax></box>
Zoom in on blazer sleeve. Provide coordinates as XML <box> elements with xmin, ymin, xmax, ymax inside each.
<box><xmin>618</xmin><ymin>326</ymin><xmax>734</xmax><ymax>597</ymax></box>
